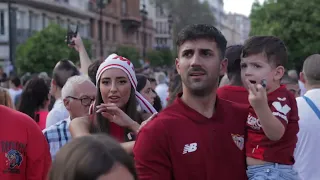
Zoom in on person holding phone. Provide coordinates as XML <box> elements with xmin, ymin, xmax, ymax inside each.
<box><xmin>66</xmin><ymin>25</ymin><xmax>92</xmax><ymax>76</ymax></box>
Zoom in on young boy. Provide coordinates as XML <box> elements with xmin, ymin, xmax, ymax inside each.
<box><xmin>240</xmin><ymin>36</ymin><xmax>300</xmax><ymax>179</ymax></box>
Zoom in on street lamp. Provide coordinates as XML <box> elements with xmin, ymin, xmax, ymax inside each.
<box><xmin>97</xmin><ymin>0</ymin><xmax>111</xmax><ymax>59</ymax></box>
<box><xmin>140</xmin><ymin>1</ymin><xmax>148</xmax><ymax>60</ymax></box>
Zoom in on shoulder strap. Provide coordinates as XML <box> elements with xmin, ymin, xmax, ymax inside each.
<box><xmin>303</xmin><ymin>96</ymin><xmax>320</xmax><ymax>119</ymax></box>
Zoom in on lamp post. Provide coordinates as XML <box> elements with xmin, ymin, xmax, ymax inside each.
<box><xmin>97</xmin><ymin>0</ymin><xmax>111</xmax><ymax>59</ymax></box>
<box><xmin>140</xmin><ymin>2</ymin><xmax>148</xmax><ymax>60</ymax></box>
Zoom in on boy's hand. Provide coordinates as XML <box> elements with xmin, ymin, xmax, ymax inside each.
<box><xmin>246</xmin><ymin>79</ymin><xmax>268</xmax><ymax>110</ymax></box>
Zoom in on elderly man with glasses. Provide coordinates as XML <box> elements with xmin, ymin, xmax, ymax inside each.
<box><xmin>43</xmin><ymin>75</ymin><xmax>96</xmax><ymax>160</ymax></box>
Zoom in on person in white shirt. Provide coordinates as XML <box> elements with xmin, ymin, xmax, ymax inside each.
<box><xmin>46</xmin><ymin>60</ymin><xmax>80</xmax><ymax>127</ymax></box>
<box><xmin>155</xmin><ymin>72</ymin><xmax>169</xmax><ymax>107</ymax></box>
<box><xmin>8</xmin><ymin>76</ymin><xmax>22</xmax><ymax>105</ymax></box>
<box><xmin>294</xmin><ymin>54</ymin><xmax>320</xmax><ymax>180</ymax></box>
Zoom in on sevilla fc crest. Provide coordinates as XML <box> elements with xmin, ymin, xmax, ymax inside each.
<box><xmin>231</xmin><ymin>134</ymin><xmax>244</xmax><ymax>151</ymax></box>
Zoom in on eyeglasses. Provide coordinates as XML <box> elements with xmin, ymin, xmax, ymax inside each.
<box><xmin>67</xmin><ymin>96</ymin><xmax>94</xmax><ymax>106</ymax></box>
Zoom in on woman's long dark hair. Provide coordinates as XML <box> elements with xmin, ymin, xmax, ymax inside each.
<box><xmin>136</xmin><ymin>74</ymin><xmax>162</xmax><ymax>112</ymax></box>
<box><xmin>90</xmin><ymin>80</ymin><xmax>142</xmax><ymax>142</ymax></box>
<box><xmin>49</xmin><ymin>134</ymin><xmax>138</xmax><ymax>180</ymax></box>
<box><xmin>18</xmin><ymin>77</ymin><xmax>49</xmax><ymax>122</ymax></box>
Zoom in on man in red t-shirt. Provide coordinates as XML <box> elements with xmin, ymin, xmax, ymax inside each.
<box><xmin>134</xmin><ymin>24</ymin><xmax>249</xmax><ymax>180</ymax></box>
<box><xmin>217</xmin><ymin>45</ymin><xmax>249</xmax><ymax>105</ymax></box>
<box><xmin>241</xmin><ymin>36</ymin><xmax>299</xmax><ymax>179</ymax></box>
<box><xmin>0</xmin><ymin>105</ymin><xmax>51</xmax><ymax>180</ymax></box>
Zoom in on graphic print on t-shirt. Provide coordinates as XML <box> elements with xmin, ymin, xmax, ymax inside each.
<box><xmin>271</xmin><ymin>100</ymin><xmax>291</xmax><ymax>123</ymax></box>
<box><xmin>1</xmin><ymin>141</ymin><xmax>26</xmax><ymax>174</ymax></box>
<box><xmin>247</xmin><ymin>97</ymin><xmax>292</xmax><ymax>131</ymax></box>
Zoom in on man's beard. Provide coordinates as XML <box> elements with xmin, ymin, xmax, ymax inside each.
<box><xmin>183</xmin><ymin>75</ymin><xmax>219</xmax><ymax>97</ymax></box>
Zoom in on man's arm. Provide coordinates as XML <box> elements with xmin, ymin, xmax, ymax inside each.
<box><xmin>71</xmin><ymin>34</ymin><xmax>91</xmax><ymax>75</ymax></box>
<box><xmin>133</xmin><ymin>119</ymin><xmax>172</xmax><ymax>180</ymax></box>
<box><xmin>26</xmin><ymin>119</ymin><xmax>52</xmax><ymax>179</ymax></box>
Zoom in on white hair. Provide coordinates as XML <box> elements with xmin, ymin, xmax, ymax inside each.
<box><xmin>61</xmin><ymin>75</ymin><xmax>93</xmax><ymax>99</ymax></box>
<box><xmin>155</xmin><ymin>72</ymin><xmax>167</xmax><ymax>84</ymax></box>
<box><xmin>288</xmin><ymin>69</ymin><xmax>298</xmax><ymax>80</ymax></box>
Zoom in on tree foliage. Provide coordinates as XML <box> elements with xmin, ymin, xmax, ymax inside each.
<box><xmin>150</xmin><ymin>0</ymin><xmax>215</xmax><ymax>43</ymax></box>
<box><xmin>116</xmin><ymin>46</ymin><xmax>174</xmax><ymax>68</ymax></box>
<box><xmin>147</xmin><ymin>48</ymin><xmax>174</xmax><ymax>67</ymax></box>
<box><xmin>250</xmin><ymin>0</ymin><xmax>320</xmax><ymax>69</ymax></box>
<box><xmin>115</xmin><ymin>45</ymin><xmax>141</xmax><ymax>68</ymax></box>
<box><xmin>16</xmin><ymin>23</ymin><xmax>91</xmax><ymax>75</ymax></box>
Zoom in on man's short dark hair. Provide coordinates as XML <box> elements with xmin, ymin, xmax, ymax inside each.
<box><xmin>176</xmin><ymin>24</ymin><xmax>227</xmax><ymax>59</ymax></box>
<box><xmin>226</xmin><ymin>45</ymin><xmax>243</xmax><ymax>80</ymax></box>
<box><xmin>242</xmin><ymin>36</ymin><xmax>288</xmax><ymax>67</ymax></box>
<box><xmin>52</xmin><ymin>59</ymin><xmax>80</xmax><ymax>89</ymax></box>
<box><xmin>10</xmin><ymin>76</ymin><xmax>21</xmax><ymax>87</ymax></box>
<box><xmin>88</xmin><ymin>59</ymin><xmax>103</xmax><ymax>85</ymax></box>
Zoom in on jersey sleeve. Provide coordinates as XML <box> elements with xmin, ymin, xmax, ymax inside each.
<box><xmin>133</xmin><ymin>118</ymin><xmax>172</xmax><ymax>180</ymax></box>
<box><xmin>269</xmin><ymin>91</ymin><xmax>298</xmax><ymax>127</ymax></box>
<box><xmin>26</xmin><ymin>118</ymin><xmax>52</xmax><ymax>180</ymax></box>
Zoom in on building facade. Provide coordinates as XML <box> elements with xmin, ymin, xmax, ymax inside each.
<box><xmin>226</xmin><ymin>13</ymin><xmax>251</xmax><ymax>44</ymax></box>
<box><xmin>203</xmin><ymin>0</ymin><xmax>251</xmax><ymax>46</ymax></box>
<box><xmin>0</xmin><ymin>0</ymin><xmax>155</xmax><ymax>72</ymax></box>
<box><xmin>144</xmin><ymin>0</ymin><xmax>173</xmax><ymax>50</ymax></box>
<box><xmin>91</xmin><ymin>0</ymin><xmax>155</xmax><ymax>58</ymax></box>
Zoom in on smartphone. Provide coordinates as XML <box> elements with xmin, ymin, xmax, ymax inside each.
<box><xmin>261</xmin><ymin>79</ymin><xmax>267</xmax><ymax>88</ymax></box>
<box><xmin>66</xmin><ymin>24</ymin><xmax>78</xmax><ymax>45</ymax></box>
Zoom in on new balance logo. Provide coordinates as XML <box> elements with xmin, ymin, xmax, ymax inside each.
<box><xmin>183</xmin><ymin>143</ymin><xmax>197</xmax><ymax>154</ymax></box>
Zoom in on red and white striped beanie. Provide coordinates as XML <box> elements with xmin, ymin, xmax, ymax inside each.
<box><xmin>92</xmin><ymin>53</ymin><xmax>157</xmax><ymax>114</ymax></box>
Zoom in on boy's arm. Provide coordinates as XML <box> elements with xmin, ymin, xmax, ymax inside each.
<box><xmin>247</xmin><ymin>81</ymin><xmax>286</xmax><ymax>141</ymax></box>
<box><xmin>254</xmin><ymin>103</ymin><xmax>285</xmax><ymax>141</ymax></box>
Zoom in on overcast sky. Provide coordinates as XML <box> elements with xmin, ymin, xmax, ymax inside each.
<box><xmin>224</xmin><ymin>0</ymin><xmax>265</xmax><ymax>16</ymax></box>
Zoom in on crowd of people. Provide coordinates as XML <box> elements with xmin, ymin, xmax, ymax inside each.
<box><xmin>0</xmin><ymin>24</ymin><xmax>319</xmax><ymax>180</ymax></box>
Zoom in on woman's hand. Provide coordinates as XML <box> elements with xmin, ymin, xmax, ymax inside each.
<box><xmin>69</xmin><ymin>116</ymin><xmax>91</xmax><ymax>138</ymax></box>
<box><xmin>96</xmin><ymin>103</ymin><xmax>140</xmax><ymax>132</ymax></box>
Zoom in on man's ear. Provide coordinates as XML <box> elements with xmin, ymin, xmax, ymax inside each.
<box><xmin>220</xmin><ymin>58</ymin><xmax>228</xmax><ymax>76</ymax></box>
<box><xmin>300</xmin><ymin>72</ymin><xmax>306</xmax><ymax>84</ymax></box>
<box><xmin>175</xmin><ymin>58</ymin><xmax>181</xmax><ymax>75</ymax></box>
<box><xmin>63</xmin><ymin>98</ymin><xmax>71</xmax><ymax>111</ymax></box>
<box><xmin>274</xmin><ymin>66</ymin><xmax>285</xmax><ymax>81</ymax></box>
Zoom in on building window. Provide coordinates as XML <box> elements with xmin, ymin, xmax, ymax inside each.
<box><xmin>105</xmin><ymin>22</ymin><xmax>109</xmax><ymax>41</ymax></box>
<box><xmin>156</xmin><ymin>6</ymin><xmax>165</xmax><ymax>18</ymax></box>
<box><xmin>90</xmin><ymin>19</ymin><xmax>94</xmax><ymax>39</ymax></box>
<box><xmin>156</xmin><ymin>22</ymin><xmax>160</xmax><ymax>33</ymax></box>
<box><xmin>17</xmin><ymin>11</ymin><xmax>27</xmax><ymax>29</ymax></box>
<box><xmin>30</xmin><ymin>12</ymin><xmax>40</xmax><ymax>31</ymax></box>
<box><xmin>0</xmin><ymin>10</ymin><xmax>4</xmax><ymax>35</ymax></box>
<box><xmin>149</xmin><ymin>34</ymin><xmax>152</xmax><ymax>47</ymax></box>
<box><xmin>136</xmin><ymin>31</ymin><xmax>139</xmax><ymax>43</ymax></box>
<box><xmin>112</xmin><ymin>24</ymin><xmax>117</xmax><ymax>41</ymax></box>
<box><xmin>121</xmin><ymin>0</ymin><xmax>127</xmax><ymax>16</ymax></box>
